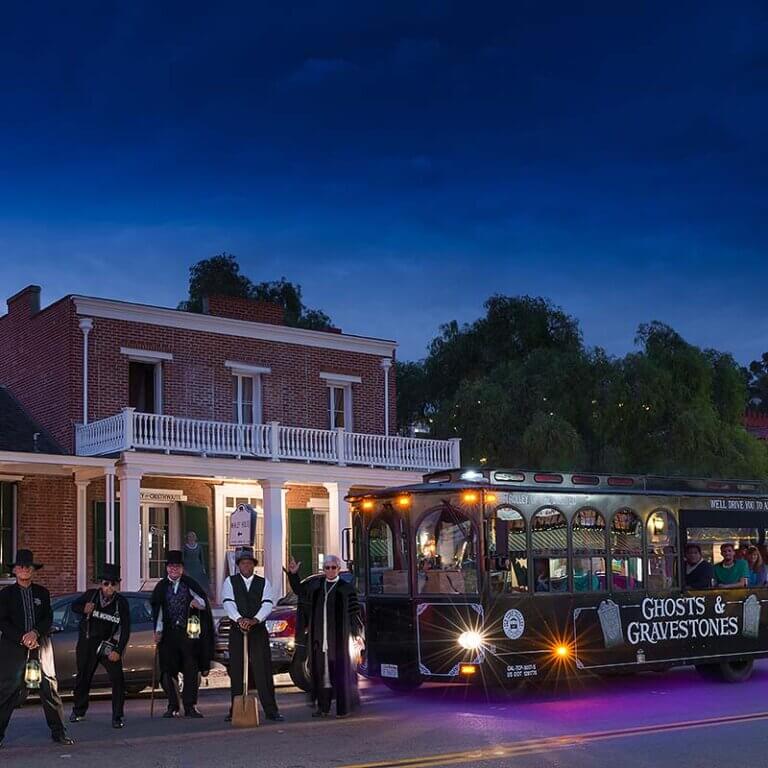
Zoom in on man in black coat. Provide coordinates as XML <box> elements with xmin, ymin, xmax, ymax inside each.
<box><xmin>150</xmin><ymin>550</ymin><xmax>214</xmax><ymax>718</ymax></box>
<box><xmin>69</xmin><ymin>564</ymin><xmax>131</xmax><ymax>728</ymax></box>
<box><xmin>221</xmin><ymin>547</ymin><xmax>283</xmax><ymax>722</ymax></box>
<box><xmin>287</xmin><ymin>554</ymin><xmax>362</xmax><ymax>718</ymax></box>
<box><xmin>0</xmin><ymin>550</ymin><xmax>73</xmax><ymax>748</ymax></box>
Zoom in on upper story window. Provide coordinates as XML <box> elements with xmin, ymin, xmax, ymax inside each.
<box><xmin>225</xmin><ymin>362</ymin><xmax>270</xmax><ymax>425</ymax></box>
<box><xmin>320</xmin><ymin>372</ymin><xmax>360</xmax><ymax>431</ymax></box>
<box><xmin>0</xmin><ymin>482</ymin><xmax>16</xmax><ymax>578</ymax></box>
<box><xmin>122</xmin><ymin>348</ymin><xmax>172</xmax><ymax>415</ymax></box>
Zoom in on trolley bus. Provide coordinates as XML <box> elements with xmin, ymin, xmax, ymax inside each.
<box><xmin>343</xmin><ymin>468</ymin><xmax>768</xmax><ymax>691</ymax></box>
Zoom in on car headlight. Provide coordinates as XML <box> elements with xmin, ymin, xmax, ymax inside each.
<box><xmin>457</xmin><ymin>631</ymin><xmax>483</xmax><ymax>650</ymax></box>
<box><xmin>266</xmin><ymin>620</ymin><xmax>288</xmax><ymax>634</ymax></box>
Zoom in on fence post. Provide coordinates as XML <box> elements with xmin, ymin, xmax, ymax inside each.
<box><xmin>449</xmin><ymin>437</ymin><xmax>462</xmax><ymax>469</ymax></box>
<box><xmin>269</xmin><ymin>421</ymin><xmax>280</xmax><ymax>462</ymax></box>
<box><xmin>122</xmin><ymin>407</ymin><xmax>136</xmax><ymax>451</ymax></box>
<box><xmin>336</xmin><ymin>427</ymin><xmax>347</xmax><ymax>467</ymax></box>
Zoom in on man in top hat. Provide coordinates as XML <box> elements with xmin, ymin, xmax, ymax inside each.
<box><xmin>221</xmin><ymin>546</ymin><xmax>283</xmax><ymax>721</ymax></box>
<box><xmin>0</xmin><ymin>550</ymin><xmax>73</xmax><ymax>748</ymax></box>
<box><xmin>150</xmin><ymin>550</ymin><xmax>214</xmax><ymax>718</ymax></box>
<box><xmin>69</xmin><ymin>564</ymin><xmax>131</xmax><ymax>729</ymax></box>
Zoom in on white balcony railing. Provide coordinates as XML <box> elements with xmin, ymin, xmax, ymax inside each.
<box><xmin>76</xmin><ymin>408</ymin><xmax>460</xmax><ymax>471</ymax></box>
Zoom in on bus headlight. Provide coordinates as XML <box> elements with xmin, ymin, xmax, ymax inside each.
<box><xmin>457</xmin><ymin>631</ymin><xmax>483</xmax><ymax>650</ymax></box>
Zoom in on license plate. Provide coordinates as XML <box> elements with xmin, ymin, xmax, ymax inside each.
<box><xmin>380</xmin><ymin>664</ymin><xmax>399</xmax><ymax>679</ymax></box>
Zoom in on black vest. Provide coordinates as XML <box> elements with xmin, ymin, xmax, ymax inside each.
<box><xmin>231</xmin><ymin>574</ymin><xmax>265</xmax><ymax>618</ymax></box>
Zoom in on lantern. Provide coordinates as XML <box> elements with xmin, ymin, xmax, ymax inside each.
<box><xmin>25</xmin><ymin>657</ymin><xmax>42</xmax><ymax>689</ymax></box>
<box><xmin>187</xmin><ymin>614</ymin><xmax>201</xmax><ymax>640</ymax></box>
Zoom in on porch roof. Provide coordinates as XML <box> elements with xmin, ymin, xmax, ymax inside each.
<box><xmin>0</xmin><ymin>386</ymin><xmax>64</xmax><ymax>453</ymax></box>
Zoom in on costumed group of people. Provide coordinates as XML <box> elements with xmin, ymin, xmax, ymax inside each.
<box><xmin>0</xmin><ymin>540</ymin><xmax>362</xmax><ymax>748</ymax></box>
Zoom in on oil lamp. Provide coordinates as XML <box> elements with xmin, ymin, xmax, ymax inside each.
<box><xmin>25</xmin><ymin>656</ymin><xmax>42</xmax><ymax>689</ymax></box>
<box><xmin>186</xmin><ymin>614</ymin><xmax>201</xmax><ymax>639</ymax></box>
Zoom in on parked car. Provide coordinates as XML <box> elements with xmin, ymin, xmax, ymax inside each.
<box><xmin>214</xmin><ymin>592</ymin><xmax>311</xmax><ymax>691</ymax></box>
<box><xmin>50</xmin><ymin>592</ymin><xmax>156</xmax><ymax>695</ymax></box>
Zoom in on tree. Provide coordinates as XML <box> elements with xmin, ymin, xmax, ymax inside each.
<box><xmin>748</xmin><ymin>352</ymin><xmax>768</xmax><ymax>411</ymax></box>
<box><xmin>178</xmin><ymin>253</ymin><xmax>334</xmax><ymax>330</ymax></box>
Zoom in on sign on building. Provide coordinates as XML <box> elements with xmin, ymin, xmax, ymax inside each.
<box><xmin>228</xmin><ymin>503</ymin><xmax>256</xmax><ymax>548</ymax></box>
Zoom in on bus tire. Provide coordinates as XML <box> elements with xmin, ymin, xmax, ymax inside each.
<box><xmin>289</xmin><ymin>649</ymin><xmax>312</xmax><ymax>692</ymax></box>
<box><xmin>381</xmin><ymin>677</ymin><xmax>422</xmax><ymax>694</ymax></box>
<box><xmin>717</xmin><ymin>659</ymin><xmax>754</xmax><ymax>683</ymax></box>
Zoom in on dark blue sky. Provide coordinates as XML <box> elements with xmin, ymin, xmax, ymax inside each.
<box><xmin>1</xmin><ymin>2</ymin><xmax>767</xmax><ymax>362</ymax></box>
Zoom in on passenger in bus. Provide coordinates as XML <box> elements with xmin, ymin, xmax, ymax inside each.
<box><xmin>713</xmin><ymin>543</ymin><xmax>749</xmax><ymax>589</ymax></box>
<box><xmin>745</xmin><ymin>546</ymin><xmax>768</xmax><ymax>587</ymax></box>
<box><xmin>684</xmin><ymin>543</ymin><xmax>714</xmax><ymax>589</ymax></box>
<box><xmin>534</xmin><ymin>560</ymin><xmax>550</xmax><ymax>592</ymax></box>
<box><xmin>573</xmin><ymin>559</ymin><xmax>599</xmax><ymax>592</ymax></box>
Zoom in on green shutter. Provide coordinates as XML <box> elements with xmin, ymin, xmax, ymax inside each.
<box><xmin>182</xmin><ymin>504</ymin><xmax>210</xmax><ymax>571</ymax></box>
<box><xmin>93</xmin><ymin>501</ymin><xmax>120</xmax><ymax>579</ymax></box>
<box><xmin>288</xmin><ymin>508</ymin><xmax>314</xmax><ymax>574</ymax></box>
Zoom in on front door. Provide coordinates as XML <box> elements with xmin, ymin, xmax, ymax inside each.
<box><xmin>141</xmin><ymin>504</ymin><xmax>176</xmax><ymax>584</ymax></box>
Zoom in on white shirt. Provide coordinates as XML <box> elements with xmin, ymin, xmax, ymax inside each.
<box><xmin>221</xmin><ymin>573</ymin><xmax>276</xmax><ymax>624</ymax></box>
<box><xmin>155</xmin><ymin>577</ymin><xmax>205</xmax><ymax>633</ymax></box>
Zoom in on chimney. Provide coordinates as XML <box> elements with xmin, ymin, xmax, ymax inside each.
<box><xmin>7</xmin><ymin>285</ymin><xmax>41</xmax><ymax>317</ymax></box>
<box><xmin>202</xmin><ymin>294</ymin><xmax>285</xmax><ymax>325</ymax></box>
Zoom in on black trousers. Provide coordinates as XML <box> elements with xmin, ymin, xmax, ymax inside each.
<box><xmin>0</xmin><ymin>658</ymin><xmax>66</xmax><ymax>740</ymax></box>
<box><xmin>72</xmin><ymin>638</ymin><xmax>125</xmax><ymax>719</ymax></box>
<box><xmin>315</xmin><ymin>653</ymin><xmax>337</xmax><ymax>714</ymax></box>
<box><xmin>159</xmin><ymin>627</ymin><xmax>200</xmax><ymax>712</ymax></box>
<box><xmin>228</xmin><ymin>625</ymin><xmax>278</xmax><ymax>717</ymax></box>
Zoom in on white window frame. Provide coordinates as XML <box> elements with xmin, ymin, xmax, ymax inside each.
<box><xmin>226</xmin><ymin>362</ymin><xmax>270</xmax><ymax>426</ymax></box>
<box><xmin>0</xmin><ymin>481</ymin><xmax>18</xmax><ymax>581</ymax></box>
<box><xmin>122</xmin><ymin>349</ymin><xmax>171</xmax><ymax>415</ymax></box>
<box><xmin>327</xmin><ymin>383</ymin><xmax>353</xmax><ymax>431</ymax></box>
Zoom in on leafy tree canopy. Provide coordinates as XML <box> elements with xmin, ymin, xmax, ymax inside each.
<box><xmin>398</xmin><ymin>300</ymin><xmax>768</xmax><ymax>479</ymax></box>
<box><xmin>178</xmin><ymin>253</ymin><xmax>333</xmax><ymax>331</ymax></box>
<box><xmin>748</xmin><ymin>352</ymin><xmax>768</xmax><ymax>411</ymax></box>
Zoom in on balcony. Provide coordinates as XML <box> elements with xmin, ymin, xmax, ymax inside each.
<box><xmin>75</xmin><ymin>408</ymin><xmax>460</xmax><ymax>471</ymax></box>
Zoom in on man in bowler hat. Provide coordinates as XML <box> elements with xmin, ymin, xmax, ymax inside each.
<box><xmin>150</xmin><ymin>550</ymin><xmax>214</xmax><ymax>718</ymax></box>
<box><xmin>0</xmin><ymin>550</ymin><xmax>73</xmax><ymax>748</ymax></box>
<box><xmin>221</xmin><ymin>546</ymin><xmax>283</xmax><ymax>721</ymax></box>
<box><xmin>69</xmin><ymin>563</ymin><xmax>131</xmax><ymax>728</ymax></box>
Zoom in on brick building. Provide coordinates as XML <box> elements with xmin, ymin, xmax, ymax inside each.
<box><xmin>745</xmin><ymin>410</ymin><xmax>768</xmax><ymax>441</ymax></box>
<box><xmin>0</xmin><ymin>285</ymin><xmax>459</xmax><ymax>599</ymax></box>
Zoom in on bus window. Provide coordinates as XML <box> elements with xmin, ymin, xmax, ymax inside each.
<box><xmin>647</xmin><ymin>509</ymin><xmax>678</xmax><ymax>591</ymax></box>
<box><xmin>416</xmin><ymin>503</ymin><xmax>479</xmax><ymax>595</ymax></box>
<box><xmin>531</xmin><ymin>508</ymin><xmax>568</xmax><ymax>593</ymax></box>
<box><xmin>487</xmin><ymin>506</ymin><xmax>528</xmax><ymax>593</ymax></box>
<box><xmin>610</xmin><ymin>508</ymin><xmax>644</xmax><ymax>591</ymax></box>
<box><xmin>572</xmin><ymin>508</ymin><xmax>607</xmax><ymax>592</ymax></box>
<box><xmin>368</xmin><ymin>507</ymin><xmax>409</xmax><ymax>595</ymax></box>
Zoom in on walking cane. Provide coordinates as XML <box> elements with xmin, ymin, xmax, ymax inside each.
<box><xmin>150</xmin><ymin>642</ymin><xmax>158</xmax><ymax>718</ymax></box>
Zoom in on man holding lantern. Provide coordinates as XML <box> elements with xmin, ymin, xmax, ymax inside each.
<box><xmin>150</xmin><ymin>550</ymin><xmax>214</xmax><ymax>718</ymax></box>
<box><xmin>0</xmin><ymin>549</ymin><xmax>73</xmax><ymax>748</ymax></box>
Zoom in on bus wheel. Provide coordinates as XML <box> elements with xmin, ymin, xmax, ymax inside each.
<box><xmin>381</xmin><ymin>677</ymin><xmax>422</xmax><ymax>694</ymax></box>
<box><xmin>289</xmin><ymin>649</ymin><xmax>312</xmax><ymax>692</ymax></box>
<box><xmin>717</xmin><ymin>659</ymin><xmax>754</xmax><ymax>683</ymax></box>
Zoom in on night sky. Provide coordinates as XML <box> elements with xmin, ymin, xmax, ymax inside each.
<box><xmin>1</xmin><ymin>2</ymin><xmax>767</xmax><ymax>362</ymax></box>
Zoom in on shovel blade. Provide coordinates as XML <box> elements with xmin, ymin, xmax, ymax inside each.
<box><xmin>231</xmin><ymin>694</ymin><xmax>260</xmax><ymax>728</ymax></box>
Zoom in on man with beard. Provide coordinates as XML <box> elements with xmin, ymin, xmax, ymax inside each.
<box><xmin>0</xmin><ymin>550</ymin><xmax>73</xmax><ymax>748</ymax></box>
<box><xmin>69</xmin><ymin>563</ymin><xmax>131</xmax><ymax>728</ymax></box>
<box><xmin>287</xmin><ymin>554</ymin><xmax>362</xmax><ymax>718</ymax></box>
<box><xmin>221</xmin><ymin>547</ymin><xmax>283</xmax><ymax>722</ymax></box>
<box><xmin>151</xmin><ymin>551</ymin><xmax>214</xmax><ymax>718</ymax></box>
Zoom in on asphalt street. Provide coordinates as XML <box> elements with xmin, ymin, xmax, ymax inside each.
<box><xmin>2</xmin><ymin>663</ymin><xmax>768</xmax><ymax>768</ymax></box>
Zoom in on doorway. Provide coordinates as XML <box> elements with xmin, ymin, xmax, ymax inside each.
<box><xmin>140</xmin><ymin>503</ymin><xmax>179</xmax><ymax>584</ymax></box>
<box><xmin>129</xmin><ymin>361</ymin><xmax>161</xmax><ymax>413</ymax></box>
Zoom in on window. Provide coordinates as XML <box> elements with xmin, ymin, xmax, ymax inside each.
<box><xmin>572</xmin><ymin>508</ymin><xmax>607</xmax><ymax>592</ymax></box>
<box><xmin>329</xmin><ymin>385</ymin><xmax>351</xmax><ymax>430</ymax></box>
<box><xmin>487</xmin><ymin>506</ymin><xmax>528</xmax><ymax>593</ymax></box>
<box><xmin>610</xmin><ymin>508</ymin><xmax>644</xmax><ymax>591</ymax></box>
<box><xmin>128</xmin><ymin>361</ymin><xmax>161</xmax><ymax>414</ymax></box>
<box><xmin>416</xmin><ymin>503</ymin><xmax>478</xmax><ymax>594</ymax></box>
<box><xmin>647</xmin><ymin>509</ymin><xmax>678</xmax><ymax>591</ymax></box>
<box><xmin>0</xmin><ymin>482</ymin><xmax>15</xmax><ymax>578</ymax></box>
<box><xmin>531</xmin><ymin>508</ymin><xmax>568</xmax><ymax>593</ymax></box>
<box><xmin>368</xmin><ymin>507</ymin><xmax>409</xmax><ymax>595</ymax></box>
<box><xmin>232</xmin><ymin>374</ymin><xmax>262</xmax><ymax>424</ymax></box>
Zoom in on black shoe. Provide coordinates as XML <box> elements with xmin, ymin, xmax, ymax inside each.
<box><xmin>112</xmin><ymin>718</ymin><xmax>124</xmax><ymax>729</ymax></box>
<box><xmin>184</xmin><ymin>707</ymin><xmax>203</xmax><ymax>718</ymax></box>
<box><xmin>336</xmin><ymin>712</ymin><xmax>351</xmax><ymax>719</ymax></box>
<box><xmin>265</xmin><ymin>712</ymin><xmax>285</xmax><ymax>722</ymax></box>
<box><xmin>52</xmin><ymin>732</ymin><xmax>75</xmax><ymax>745</ymax></box>
<box><xmin>311</xmin><ymin>709</ymin><xmax>329</xmax><ymax>718</ymax></box>
<box><xmin>162</xmin><ymin>709</ymin><xmax>179</xmax><ymax>719</ymax></box>
<box><xmin>224</xmin><ymin>713</ymin><xmax>232</xmax><ymax>722</ymax></box>
<box><xmin>69</xmin><ymin>712</ymin><xmax>85</xmax><ymax>723</ymax></box>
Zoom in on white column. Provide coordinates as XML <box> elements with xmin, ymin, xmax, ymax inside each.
<box><xmin>214</xmin><ymin>485</ymin><xmax>227</xmax><ymax>604</ymax></box>
<box><xmin>323</xmin><ymin>481</ymin><xmax>351</xmax><ymax>560</ymax></box>
<box><xmin>105</xmin><ymin>469</ymin><xmax>116</xmax><ymax>563</ymax></box>
<box><xmin>260</xmin><ymin>479</ymin><xmax>286</xmax><ymax>592</ymax></box>
<box><xmin>79</xmin><ymin>318</ymin><xmax>93</xmax><ymax>425</ymax></box>
<box><xmin>380</xmin><ymin>357</ymin><xmax>392</xmax><ymax>436</ymax></box>
<box><xmin>117</xmin><ymin>468</ymin><xmax>142</xmax><ymax>591</ymax></box>
<box><xmin>75</xmin><ymin>478</ymin><xmax>90</xmax><ymax>591</ymax></box>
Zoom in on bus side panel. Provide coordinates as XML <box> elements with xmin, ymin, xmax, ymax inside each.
<box><xmin>365</xmin><ymin>598</ymin><xmax>419</xmax><ymax>681</ymax></box>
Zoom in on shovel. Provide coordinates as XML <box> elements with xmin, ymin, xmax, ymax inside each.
<box><xmin>231</xmin><ymin>627</ymin><xmax>259</xmax><ymax>728</ymax></box>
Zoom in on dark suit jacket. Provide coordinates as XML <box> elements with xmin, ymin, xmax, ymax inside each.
<box><xmin>0</xmin><ymin>582</ymin><xmax>56</xmax><ymax>676</ymax></box>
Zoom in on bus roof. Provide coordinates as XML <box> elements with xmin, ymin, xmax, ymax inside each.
<box><xmin>350</xmin><ymin>468</ymin><xmax>768</xmax><ymax>500</ymax></box>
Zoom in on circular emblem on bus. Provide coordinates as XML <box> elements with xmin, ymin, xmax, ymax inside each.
<box><xmin>503</xmin><ymin>609</ymin><xmax>525</xmax><ymax>640</ymax></box>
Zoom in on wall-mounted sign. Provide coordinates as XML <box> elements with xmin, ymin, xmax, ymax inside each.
<box><xmin>228</xmin><ymin>503</ymin><xmax>256</xmax><ymax>548</ymax></box>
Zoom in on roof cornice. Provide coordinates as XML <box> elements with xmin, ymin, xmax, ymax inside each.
<box><xmin>73</xmin><ymin>296</ymin><xmax>397</xmax><ymax>357</ymax></box>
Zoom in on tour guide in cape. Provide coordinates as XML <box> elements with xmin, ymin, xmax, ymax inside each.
<box><xmin>0</xmin><ymin>550</ymin><xmax>73</xmax><ymax>748</ymax></box>
<box><xmin>287</xmin><ymin>554</ymin><xmax>362</xmax><ymax>718</ymax></box>
<box><xmin>151</xmin><ymin>550</ymin><xmax>214</xmax><ymax>718</ymax></box>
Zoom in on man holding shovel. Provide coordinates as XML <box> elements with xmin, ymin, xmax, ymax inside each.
<box><xmin>221</xmin><ymin>547</ymin><xmax>283</xmax><ymax>722</ymax></box>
